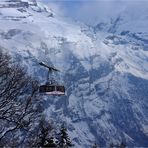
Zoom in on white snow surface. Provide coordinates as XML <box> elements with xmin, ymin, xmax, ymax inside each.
<box><xmin>0</xmin><ymin>0</ymin><xmax>148</xmax><ymax>147</ymax></box>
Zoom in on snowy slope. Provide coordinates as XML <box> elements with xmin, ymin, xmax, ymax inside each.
<box><xmin>0</xmin><ymin>0</ymin><xmax>148</xmax><ymax>147</ymax></box>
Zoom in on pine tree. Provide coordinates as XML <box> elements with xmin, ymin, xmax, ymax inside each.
<box><xmin>109</xmin><ymin>142</ymin><xmax>126</xmax><ymax>148</ymax></box>
<box><xmin>46</xmin><ymin>137</ymin><xmax>57</xmax><ymax>148</ymax></box>
<box><xmin>120</xmin><ymin>142</ymin><xmax>126</xmax><ymax>148</ymax></box>
<box><xmin>92</xmin><ymin>142</ymin><xmax>99</xmax><ymax>148</ymax></box>
<box><xmin>58</xmin><ymin>125</ymin><xmax>73</xmax><ymax>148</ymax></box>
<box><xmin>35</xmin><ymin>118</ymin><xmax>57</xmax><ymax>148</ymax></box>
<box><xmin>110</xmin><ymin>143</ymin><xmax>114</xmax><ymax>148</ymax></box>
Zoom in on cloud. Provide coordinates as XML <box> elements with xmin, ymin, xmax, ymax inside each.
<box><xmin>73</xmin><ymin>0</ymin><xmax>124</xmax><ymax>24</ymax></box>
<box><xmin>38</xmin><ymin>0</ymin><xmax>66</xmax><ymax>16</ymax></box>
<box><xmin>39</xmin><ymin>0</ymin><xmax>148</xmax><ymax>25</ymax></box>
<box><xmin>72</xmin><ymin>0</ymin><xmax>148</xmax><ymax>25</ymax></box>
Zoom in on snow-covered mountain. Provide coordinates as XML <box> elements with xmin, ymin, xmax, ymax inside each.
<box><xmin>0</xmin><ymin>0</ymin><xmax>148</xmax><ymax>147</ymax></box>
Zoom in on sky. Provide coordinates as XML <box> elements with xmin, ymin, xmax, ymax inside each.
<box><xmin>40</xmin><ymin>0</ymin><xmax>148</xmax><ymax>25</ymax></box>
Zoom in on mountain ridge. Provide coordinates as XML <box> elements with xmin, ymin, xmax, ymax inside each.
<box><xmin>0</xmin><ymin>0</ymin><xmax>148</xmax><ymax>147</ymax></box>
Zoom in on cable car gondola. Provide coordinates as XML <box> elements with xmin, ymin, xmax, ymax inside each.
<box><xmin>39</xmin><ymin>62</ymin><xmax>65</xmax><ymax>96</ymax></box>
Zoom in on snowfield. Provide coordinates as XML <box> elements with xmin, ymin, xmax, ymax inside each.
<box><xmin>0</xmin><ymin>0</ymin><xmax>148</xmax><ymax>147</ymax></box>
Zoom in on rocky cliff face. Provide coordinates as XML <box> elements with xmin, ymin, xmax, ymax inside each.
<box><xmin>0</xmin><ymin>0</ymin><xmax>36</xmax><ymax>8</ymax></box>
<box><xmin>0</xmin><ymin>0</ymin><xmax>148</xmax><ymax>147</ymax></box>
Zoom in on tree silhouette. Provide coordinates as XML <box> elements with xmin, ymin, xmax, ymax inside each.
<box><xmin>37</xmin><ymin>118</ymin><xmax>57</xmax><ymax>147</ymax></box>
<box><xmin>0</xmin><ymin>50</ymin><xmax>40</xmax><ymax>146</ymax></box>
<box><xmin>109</xmin><ymin>141</ymin><xmax>126</xmax><ymax>148</ymax></box>
<box><xmin>92</xmin><ymin>142</ymin><xmax>99</xmax><ymax>148</ymax></box>
<box><xmin>58</xmin><ymin>124</ymin><xmax>73</xmax><ymax>148</ymax></box>
<box><xmin>120</xmin><ymin>142</ymin><xmax>126</xmax><ymax>148</ymax></box>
